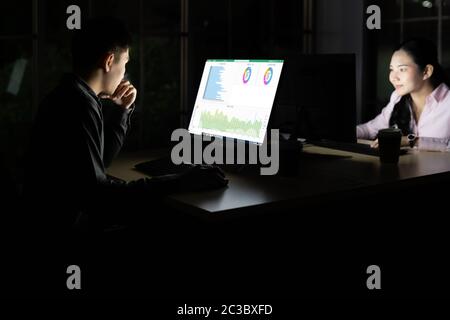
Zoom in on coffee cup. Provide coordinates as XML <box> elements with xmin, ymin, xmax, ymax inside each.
<box><xmin>377</xmin><ymin>128</ymin><xmax>402</xmax><ymax>164</ymax></box>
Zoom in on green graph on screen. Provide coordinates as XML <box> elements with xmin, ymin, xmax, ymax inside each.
<box><xmin>199</xmin><ymin>110</ymin><xmax>263</xmax><ymax>138</ymax></box>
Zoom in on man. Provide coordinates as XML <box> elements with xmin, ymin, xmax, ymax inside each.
<box><xmin>24</xmin><ymin>17</ymin><xmax>227</xmax><ymax>234</ymax></box>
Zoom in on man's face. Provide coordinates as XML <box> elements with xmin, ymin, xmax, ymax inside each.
<box><xmin>105</xmin><ymin>48</ymin><xmax>129</xmax><ymax>95</ymax></box>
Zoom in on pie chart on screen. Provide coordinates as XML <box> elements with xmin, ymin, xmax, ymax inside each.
<box><xmin>264</xmin><ymin>67</ymin><xmax>273</xmax><ymax>85</ymax></box>
<box><xmin>243</xmin><ymin>67</ymin><xmax>252</xmax><ymax>84</ymax></box>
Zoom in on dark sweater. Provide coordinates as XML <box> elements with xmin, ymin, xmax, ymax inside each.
<box><xmin>24</xmin><ymin>74</ymin><xmax>176</xmax><ymax>230</ymax></box>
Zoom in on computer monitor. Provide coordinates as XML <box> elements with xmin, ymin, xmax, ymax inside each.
<box><xmin>188</xmin><ymin>59</ymin><xmax>284</xmax><ymax>144</ymax></box>
<box><xmin>273</xmin><ymin>54</ymin><xmax>356</xmax><ymax>143</ymax></box>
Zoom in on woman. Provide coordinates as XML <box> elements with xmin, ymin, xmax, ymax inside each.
<box><xmin>357</xmin><ymin>38</ymin><xmax>450</xmax><ymax>151</ymax></box>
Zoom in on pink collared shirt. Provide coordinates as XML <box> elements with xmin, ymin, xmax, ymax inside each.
<box><xmin>357</xmin><ymin>83</ymin><xmax>450</xmax><ymax>151</ymax></box>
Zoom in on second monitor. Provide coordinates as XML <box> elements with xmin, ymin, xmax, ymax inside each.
<box><xmin>273</xmin><ymin>54</ymin><xmax>357</xmax><ymax>143</ymax></box>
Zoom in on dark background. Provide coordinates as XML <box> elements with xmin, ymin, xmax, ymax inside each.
<box><xmin>1</xmin><ymin>0</ymin><xmax>450</xmax><ymax>300</ymax></box>
<box><xmin>3</xmin><ymin>0</ymin><xmax>450</xmax><ymax>192</ymax></box>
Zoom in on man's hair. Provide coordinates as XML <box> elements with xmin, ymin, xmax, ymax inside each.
<box><xmin>72</xmin><ymin>16</ymin><xmax>132</xmax><ymax>73</ymax></box>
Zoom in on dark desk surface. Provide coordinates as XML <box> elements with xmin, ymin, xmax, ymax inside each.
<box><xmin>107</xmin><ymin>143</ymin><xmax>450</xmax><ymax>216</ymax></box>
<box><xmin>104</xmin><ymin>143</ymin><xmax>450</xmax><ymax>299</ymax></box>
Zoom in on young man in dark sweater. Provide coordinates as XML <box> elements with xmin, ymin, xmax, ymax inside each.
<box><xmin>24</xmin><ymin>17</ymin><xmax>227</xmax><ymax>235</ymax></box>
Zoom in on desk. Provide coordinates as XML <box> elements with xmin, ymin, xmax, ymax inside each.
<box><xmin>107</xmin><ymin>144</ymin><xmax>450</xmax><ymax>216</ymax></box>
<box><xmin>106</xmin><ymin>144</ymin><xmax>450</xmax><ymax>298</ymax></box>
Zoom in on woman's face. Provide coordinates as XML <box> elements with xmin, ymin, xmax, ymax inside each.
<box><xmin>389</xmin><ymin>49</ymin><xmax>425</xmax><ymax>96</ymax></box>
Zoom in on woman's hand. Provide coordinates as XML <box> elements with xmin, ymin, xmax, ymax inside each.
<box><xmin>370</xmin><ymin>136</ymin><xmax>410</xmax><ymax>148</ymax></box>
<box><xmin>370</xmin><ymin>139</ymin><xmax>379</xmax><ymax>149</ymax></box>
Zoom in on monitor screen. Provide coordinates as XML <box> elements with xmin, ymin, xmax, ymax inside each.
<box><xmin>188</xmin><ymin>59</ymin><xmax>284</xmax><ymax>144</ymax></box>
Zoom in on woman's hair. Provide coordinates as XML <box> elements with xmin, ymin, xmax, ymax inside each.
<box><xmin>389</xmin><ymin>38</ymin><xmax>449</xmax><ymax>135</ymax></box>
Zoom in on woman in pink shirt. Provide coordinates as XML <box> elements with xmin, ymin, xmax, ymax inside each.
<box><xmin>357</xmin><ymin>38</ymin><xmax>450</xmax><ymax>151</ymax></box>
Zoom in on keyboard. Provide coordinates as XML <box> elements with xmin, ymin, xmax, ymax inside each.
<box><xmin>311</xmin><ymin>140</ymin><xmax>407</xmax><ymax>156</ymax></box>
<box><xmin>134</xmin><ymin>156</ymin><xmax>194</xmax><ymax>177</ymax></box>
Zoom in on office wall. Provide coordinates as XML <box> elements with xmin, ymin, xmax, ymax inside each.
<box><xmin>0</xmin><ymin>0</ymin><xmax>181</xmax><ymax>190</ymax></box>
<box><xmin>314</xmin><ymin>0</ymin><xmax>365</xmax><ymax>124</ymax></box>
<box><xmin>186</xmin><ymin>0</ymin><xmax>305</xmax><ymax>127</ymax></box>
